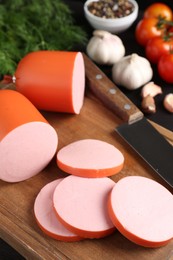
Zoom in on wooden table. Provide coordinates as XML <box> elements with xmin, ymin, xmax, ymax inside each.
<box><xmin>1</xmin><ymin>83</ymin><xmax>173</xmax><ymax>259</ymax></box>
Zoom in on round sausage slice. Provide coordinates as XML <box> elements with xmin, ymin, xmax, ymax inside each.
<box><xmin>57</xmin><ymin>139</ymin><xmax>124</xmax><ymax>177</ymax></box>
<box><xmin>0</xmin><ymin>90</ymin><xmax>58</xmax><ymax>182</ymax></box>
<box><xmin>34</xmin><ymin>179</ymin><xmax>82</xmax><ymax>242</ymax></box>
<box><xmin>53</xmin><ymin>175</ymin><xmax>116</xmax><ymax>238</ymax></box>
<box><xmin>108</xmin><ymin>176</ymin><xmax>173</xmax><ymax>247</ymax></box>
<box><xmin>14</xmin><ymin>51</ymin><xmax>85</xmax><ymax>114</ymax></box>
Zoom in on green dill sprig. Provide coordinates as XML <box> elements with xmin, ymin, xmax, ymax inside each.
<box><xmin>0</xmin><ymin>0</ymin><xmax>87</xmax><ymax>75</ymax></box>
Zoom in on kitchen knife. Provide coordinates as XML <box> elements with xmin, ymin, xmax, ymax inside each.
<box><xmin>83</xmin><ymin>53</ymin><xmax>173</xmax><ymax>188</ymax></box>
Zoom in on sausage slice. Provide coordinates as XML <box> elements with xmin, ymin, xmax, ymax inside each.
<box><xmin>57</xmin><ymin>139</ymin><xmax>124</xmax><ymax>177</ymax></box>
<box><xmin>108</xmin><ymin>176</ymin><xmax>173</xmax><ymax>247</ymax></box>
<box><xmin>34</xmin><ymin>179</ymin><xmax>82</xmax><ymax>241</ymax></box>
<box><xmin>53</xmin><ymin>175</ymin><xmax>116</xmax><ymax>238</ymax></box>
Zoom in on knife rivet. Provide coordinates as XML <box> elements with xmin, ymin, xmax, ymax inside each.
<box><xmin>109</xmin><ymin>88</ymin><xmax>116</xmax><ymax>94</ymax></box>
<box><xmin>124</xmin><ymin>104</ymin><xmax>131</xmax><ymax>110</ymax></box>
<box><xmin>96</xmin><ymin>74</ymin><xmax>103</xmax><ymax>80</ymax></box>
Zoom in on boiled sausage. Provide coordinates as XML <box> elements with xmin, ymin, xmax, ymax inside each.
<box><xmin>14</xmin><ymin>51</ymin><xmax>85</xmax><ymax>114</ymax></box>
<box><xmin>34</xmin><ymin>179</ymin><xmax>82</xmax><ymax>242</ymax></box>
<box><xmin>108</xmin><ymin>176</ymin><xmax>173</xmax><ymax>247</ymax></box>
<box><xmin>53</xmin><ymin>175</ymin><xmax>116</xmax><ymax>238</ymax></box>
<box><xmin>0</xmin><ymin>90</ymin><xmax>58</xmax><ymax>182</ymax></box>
<box><xmin>57</xmin><ymin>139</ymin><xmax>124</xmax><ymax>177</ymax></box>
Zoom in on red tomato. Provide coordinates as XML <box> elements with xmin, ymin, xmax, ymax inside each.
<box><xmin>135</xmin><ymin>18</ymin><xmax>165</xmax><ymax>46</ymax></box>
<box><xmin>158</xmin><ymin>53</ymin><xmax>173</xmax><ymax>83</ymax></box>
<box><xmin>146</xmin><ymin>36</ymin><xmax>173</xmax><ymax>63</ymax></box>
<box><xmin>168</xmin><ymin>26</ymin><xmax>173</xmax><ymax>33</ymax></box>
<box><xmin>144</xmin><ymin>3</ymin><xmax>173</xmax><ymax>21</ymax></box>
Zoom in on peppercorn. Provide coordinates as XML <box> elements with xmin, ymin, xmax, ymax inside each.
<box><xmin>87</xmin><ymin>0</ymin><xmax>134</xmax><ymax>19</ymax></box>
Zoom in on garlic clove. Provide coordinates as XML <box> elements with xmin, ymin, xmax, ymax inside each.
<box><xmin>163</xmin><ymin>93</ymin><xmax>173</xmax><ymax>113</ymax></box>
<box><xmin>141</xmin><ymin>95</ymin><xmax>156</xmax><ymax>114</ymax></box>
<box><xmin>141</xmin><ymin>82</ymin><xmax>162</xmax><ymax>98</ymax></box>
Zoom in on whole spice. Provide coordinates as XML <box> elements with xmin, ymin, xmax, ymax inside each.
<box><xmin>86</xmin><ymin>30</ymin><xmax>125</xmax><ymax>65</ymax></box>
<box><xmin>87</xmin><ymin>0</ymin><xmax>134</xmax><ymax>19</ymax></box>
<box><xmin>0</xmin><ymin>0</ymin><xmax>87</xmax><ymax>75</ymax></box>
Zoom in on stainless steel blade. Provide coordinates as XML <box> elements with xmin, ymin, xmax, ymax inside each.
<box><xmin>83</xmin><ymin>53</ymin><xmax>173</xmax><ymax>188</ymax></box>
<box><xmin>116</xmin><ymin>117</ymin><xmax>173</xmax><ymax>187</ymax></box>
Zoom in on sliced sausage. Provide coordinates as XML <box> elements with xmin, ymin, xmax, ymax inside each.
<box><xmin>34</xmin><ymin>179</ymin><xmax>82</xmax><ymax>242</ymax></box>
<box><xmin>57</xmin><ymin>139</ymin><xmax>124</xmax><ymax>177</ymax></box>
<box><xmin>108</xmin><ymin>176</ymin><xmax>173</xmax><ymax>247</ymax></box>
<box><xmin>53</xmin><ymin>175</ymin><xmax>116</xmax><ymax>238</ymax></box>
<box><xmin>0</xmin><ymin>90</ymin><xmax>58</xmax><ymax>182</ymax></box>
<box><xmin>14</xmin><ymin>51</ymin><xmax>85</xmax><ymax>114</ymax></box>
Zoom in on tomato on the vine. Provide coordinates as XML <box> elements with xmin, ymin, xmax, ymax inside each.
<box><xmin>145</xmin><ymin>36</ymin><xmax>173</xmax><ymax>63</ymax></box>
<box><xmin>158</xmin><ymin>53</ymin><xmax>173</xmax><ymax>83</ymax></box>
<box><xmin>135</xmin><ymin>18</ymin><xmax>165</xmax><ymax>46</ymax></box>
<box><xmin>144</xmin><ymin>3</ymin><xmax>173</xmax><ymax>21</ymax></box>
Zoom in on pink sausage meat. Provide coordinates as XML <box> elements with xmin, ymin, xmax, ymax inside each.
<box><xmin>0</xmin><ymin>122</ymin><xmax>58</xmax><ymax>182</ymax></box>
<box><xmin>0</xmin><ymin>90</ymin><xmax>58</xmax><ymax>183</ymax></box>
<box><xmin>108</xmin><ymin>176</ymin><xmax>173</xmax><ymax>247</ymax></box>
<box><xmin>53</xmin><ymin>175</ymin><xmax>116</xmax><ymax>238</ymax></box>
<box><xmin>34</xmin><ymin>179</ymin><xmax>82</xmax><ymax>241</ymax></box>
<box><xmin>57</xmin><ymin>139</ymin><xmax>124</xmax><ymax>177</ymax></box>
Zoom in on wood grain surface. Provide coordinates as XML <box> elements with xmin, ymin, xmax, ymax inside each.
<box><xmin>0</xmin><ymin>87</ymin><xmax>173</xmax><ymax>260</ymax></box>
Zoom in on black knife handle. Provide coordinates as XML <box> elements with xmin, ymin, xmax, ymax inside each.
<box><xmin>83</xmin><ymin>53</ymin><xmax>144</xmax><ymax>125</ymax></box>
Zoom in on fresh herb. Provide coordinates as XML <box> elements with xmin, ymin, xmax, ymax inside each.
<box><xmin>0</xmin><ymin>0</ymin><xmax>87</xmax><ymax>75</ymax></box>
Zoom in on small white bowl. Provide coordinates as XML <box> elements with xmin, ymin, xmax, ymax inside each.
<box><xmin>84</xmin><ymin>0</ymin><xmax>139</xmax><ymax>34</ymax></box>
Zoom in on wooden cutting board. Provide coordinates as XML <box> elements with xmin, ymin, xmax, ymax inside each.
<box><xmin>0</xmin><ymin>90</ymin><xmax>173</xmax><ymax>259</ymax></box>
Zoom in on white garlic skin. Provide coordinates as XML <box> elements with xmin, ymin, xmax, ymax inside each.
<box><xmin>163</xmin><ymin>93</ymin><xmax>173</xmax><ymax>113</ymax></box>
<box><xmin>86</xmin><ymin>30</ymin><xmax>125</xmax><ymax>65</ymax></box>
<box><xmin>141</xmin><ymin>82</ymin><xmax>162</xmax><ymax>98</ymax></box>
<box><xmin>112</xmin><ymin>53</ymin><xmax>153</xmax><ymax>90</ymax></box>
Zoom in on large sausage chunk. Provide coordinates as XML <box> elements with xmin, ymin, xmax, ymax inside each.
<box><xmin>14</xmin><ymin>51</ymin><xmax>85</xmax><ymax>114</ymax></box>
<box><xmin>0</xmin><ymin>90</ymin><xmax>58</xmax><ymax>182</ymax></box>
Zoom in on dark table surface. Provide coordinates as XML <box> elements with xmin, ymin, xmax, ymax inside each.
<box><xmin>64</xmin><ymin>0</ymin><xmax>173</xmax><ymax>131</ymax></box>
<box><xmin>1</xmin><ymin>0</ymin><xmax>173</xmax><ymax>259</ymax></box>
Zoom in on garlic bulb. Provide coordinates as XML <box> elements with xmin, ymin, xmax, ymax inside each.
<box><xmin>112</xmin><ymin>53</ymin><xmax>153</xmax><ymax>90</ymax></box>
<box><xmin>86</xmin><ymin>30</ymin><xmax>125</xmax><ymax>65</ymax></box>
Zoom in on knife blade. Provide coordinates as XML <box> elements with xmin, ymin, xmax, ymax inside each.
<box><xmin>83</xmin><ymin>53</ymin><xmax>173</xmax><ymax>188</ymax></box>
